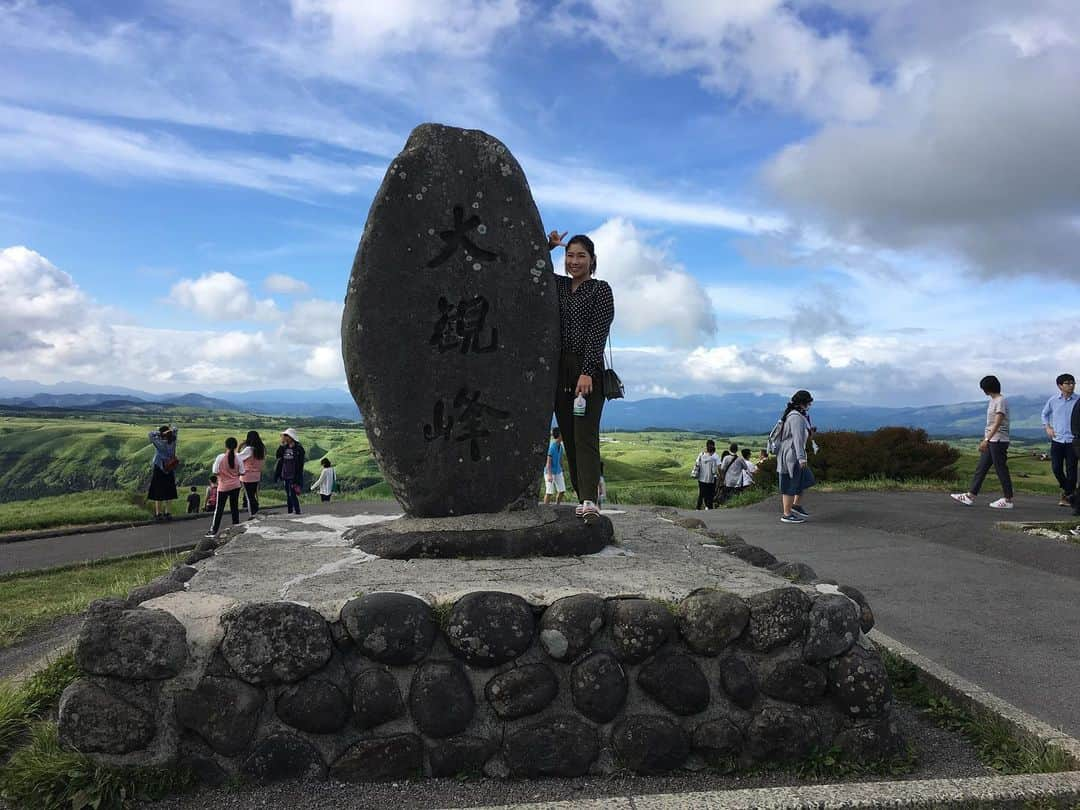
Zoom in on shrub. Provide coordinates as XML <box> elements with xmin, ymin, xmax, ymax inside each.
<box><xmin>760</xmin><ymin>427</ymin><xmax>959</xmax><ymax>484</ymax></box>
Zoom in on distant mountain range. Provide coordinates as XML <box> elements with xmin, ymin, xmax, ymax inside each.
<box><xmin>0</xmin><ymin>377</ymin><xmax>1057</xmax><ymax>437</ymax></box>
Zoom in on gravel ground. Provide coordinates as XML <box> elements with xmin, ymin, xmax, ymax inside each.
<box><xmin>140</xmin><ymin>702</ymin><xmax>993</xmax><ymax>810</ymax></box>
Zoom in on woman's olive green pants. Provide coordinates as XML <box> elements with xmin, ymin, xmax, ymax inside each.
<box><xmin>553</xmin><ymin>352</ymin><xmax>605</xmax><ymax>503</ymax></box>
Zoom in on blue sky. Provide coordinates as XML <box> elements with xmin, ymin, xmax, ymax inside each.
<box><xmin>1</xmin><ymin>0</ymin><xmax>1078</xmax><ymax>406</ymax></box>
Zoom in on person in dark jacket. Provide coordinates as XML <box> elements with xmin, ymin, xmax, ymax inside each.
<box><xmin>546</xmin><ymin>230</ymin><xmax>615</xmax><ymax>524</ymax></box>
<box><xmin>274</xmin><ymin>428</ymin><xmax>306</xmax><ymax>515</ymax></box>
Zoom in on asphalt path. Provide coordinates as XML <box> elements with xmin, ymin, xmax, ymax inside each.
<box><xmin>694</xmin><ymin>490</ymin><xmax>1080</xmax><ymax>739</ymax></box>
<box><xmin>2</xmin><ymin>491</ymin><xmax>1077</xmax><ymax>740</ymax></box>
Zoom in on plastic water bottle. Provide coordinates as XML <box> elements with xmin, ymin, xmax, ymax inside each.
<box><xmin>573</xmin><ymin>394</ymin><xmax>586</xmax><ymax>417</ymax></box>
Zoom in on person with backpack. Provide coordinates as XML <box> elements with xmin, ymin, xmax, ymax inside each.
<box><xmin>723</xmin><ymin>447</ymin><xmax>750</xmax><ymax>500</ymax></box>
<box><xmin>207</xmin><ymin>437</ymin><xmax>245</xmax><ymax>538</ymax></box>
<box><xmin>716</xmin><ymin>442</ymin><xmax>739</xmax><ymax>505</ymax></box>
<box><xmin>776</xmin><ymin>390</ymin><xmax>815</xmax><ymax>523</ymax></box>
<box><xmin>692</xmin><ymin>440</ymin><xmax>721</xmax><ymax>510</ymax></box>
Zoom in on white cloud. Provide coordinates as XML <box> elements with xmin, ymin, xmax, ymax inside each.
<box><xmin>264</xmin><ymin>274</ymin><xmax>311</xmax><ymax>295</ymax></box>
<box><xmin>762</xmin><ymin>3</ymin><xmax>1080</xmax><ymax>280</ymax></box>
<box><xmin>0</xmin><ymin>246</ymin><xmax>89</xmax><ymax>326</ymax></box>
<box><xmin>170</xmin><ymin>272</ymin><xmax>281</xmax><ymax>321</ymax></box>
<box><xmin>555</xmin><ymin>0</ymin><xmax>881</xmax><ymax>123</ymax></box>
<box><xmin>0</xmin><ymin>105</ymin><xmax>385</xmax><ymax>197</ymax></box>
<box><xmin>529</xmin><ymin>159</ymin><xmax>784</xmax><ymax>234</ymax></box>
<box><xmin>574</xmin><ymin>219</ymin><xmax>717</xmax><ymax>346</ymax></box>
<box><xmin>277</xmin><ymin>299</ymin><xmax>345</xmax><ymax>346</ymax></box>
<box><xmin>289</xmin><ymin>0</ymin><xmax>523</xmax><ymax>59</ymax></box>
<box><xmin>304</xmin><ymin>344</ymin><xmax>345</xmax><ymax>378</ymax></box>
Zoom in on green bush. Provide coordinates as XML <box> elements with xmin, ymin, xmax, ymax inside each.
<box><xmin>760</xmin><ymin>427</ymin><xmax>959</xmax><ymax>484</ymax></box>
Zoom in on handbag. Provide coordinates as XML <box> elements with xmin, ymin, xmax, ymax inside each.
<box><xmin>602</xmin><ymin>336</ymin><xmax>625</xmax><ymax>401</ymax></box>
<box><xmin>163</xmin><ymin>456</ymin><xmax>180</xmax><ymax>472</ymax></box>
<box><xmin>690</xmin><ymin>454</ymin><xmax>701</xmax><ymax>479</ymax></box>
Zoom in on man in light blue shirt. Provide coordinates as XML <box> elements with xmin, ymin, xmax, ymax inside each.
<box><xmin>1041</xmin><ymin>373</ymin><xmax>1077</xmax><ymax>506</ymax></box>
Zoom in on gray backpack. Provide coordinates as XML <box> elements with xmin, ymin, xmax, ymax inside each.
<box><xmin>766</xmin><ymin>417</ymin><xmax>785</xmax><ymax>455</ymax></box>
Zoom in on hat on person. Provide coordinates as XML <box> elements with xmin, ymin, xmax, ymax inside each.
<box><xmin>281</xmin><ymin>428</ymin><xmax>299</xmax><ymax>442</ymax></box>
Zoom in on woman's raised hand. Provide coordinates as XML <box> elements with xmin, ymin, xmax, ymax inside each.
<box><xmin>547</xmin><ymin>230</ymin><xmax>568</xmax><ymax>250</ymax></box>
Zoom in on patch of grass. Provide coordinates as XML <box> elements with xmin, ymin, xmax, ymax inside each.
<box><xmin>19</xmin><ymin>653</ymin><xmax>79</xmax><ymax>716</ymax></box>
<box><xmin>0</xmin><ymin>553</ymin><xmax>180</xmax><ymax>649</ymax></box>
<box><xmin>793</xmin><ymin>742</ymin><xmax>920</xmax><ymax>780</ymax></box>
<box><xmin>882</xmin><ymin>649</ymin><xmax>1073</xmax><ymax>775</ymax></box>
<box><xmin>0</xmin><ymin>681</ymin><xmax>28</xmax><ymax>759</ymax></box>
<box><xmin>0</xmin><ymin>652</ymin><xmax>79</xmax><ymax>761</ymax></box>
<box><xmin>431</xmin><ymin>600</ymin><xmax>455</xmax><ymax>631</ymax></box>
<box><xmin>0</xmin><ymin>491</ymin><xmax>152</xmax><ymax>534</ymax></box>
<box><xmin>0</xmin><ymin>722</ymin><xmax>192</xmax><ymax>810</ymax></box>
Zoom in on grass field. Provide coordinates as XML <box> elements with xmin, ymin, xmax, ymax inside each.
<box><xmin>0</xmin><ymin>553</ymin><xmax>180</xmax><ymax>649</ymax></box>
<box><xmin>0</xmin><ymin>412</ymin><xmax>1069</xmax><ymax>534</ymax></box>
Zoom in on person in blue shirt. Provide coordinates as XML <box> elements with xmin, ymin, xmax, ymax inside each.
<box><xmin>543</xmin><ymin>427</ymin><xmax>567</xmax><ymax>505</ymax></box>
<box><xmin>1041</xmin><ymin>373</ymin><xmax>1077</xmax><ymax>506</ymax></box>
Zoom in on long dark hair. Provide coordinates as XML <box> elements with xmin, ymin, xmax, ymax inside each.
<box><xmin>245</xmin><ymin>430</ymin><xmax>265</xmax><ymax>460</ymax></box>
<box><xmin>225</xmin><ymin>436</ymin><xmax>238</xmax><ymax>470</ymax></box>
<box><xmin>782</xmin><ymin>389</ymin><xmax>814</xmax><ymax>422</ymax></box>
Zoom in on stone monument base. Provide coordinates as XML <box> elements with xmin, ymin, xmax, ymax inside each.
<box><xmin>57</xmin><ymin>506</ymin><xmax>903</xmax><ymax>785</ymax></box>
<box><xmin>344</xmin><ymin>505</ymin><xmax>613</xmax><ymax>558</ymax></box>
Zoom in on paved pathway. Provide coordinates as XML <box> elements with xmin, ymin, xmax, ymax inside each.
<box><xmin>694</xmin><ymin>491</ymin><xmax>1080</xmax><ymax>738</ymax></box>
<box><xmin>2</xmin><ymin>491</ymin><xmax>1077</xmax><ymax>740</ymax></box>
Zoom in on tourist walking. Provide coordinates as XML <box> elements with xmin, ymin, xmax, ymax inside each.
<box><xmin>274</xmin><ymin>428</ymin><xmax>307</xmax><ymax>515</ymax></box>
<box><xmin>547</xmin><ymin>230</ymin><xmax>615</xmax><ymax>524</ymax></box>
<box><xmin>544</xmin><ymin>427</ymin><xmax>567</xmax><ymax>505</ymax></box>
<box><xmin>237</xmin><ymin>430</ymin><xmax>266</xmax><ymax>518</ymax></box>
<box><xmin>207</xmin><ymin>437</ymin><xmax>245</xmax><ymax>537</ymax></box>
<box><xmin>186</xmin><ymin>486</ymin><xmax>200</xmax><ymax>514</ymax></box>
<box><xmin>951</xmin><ymin>375</ymin><xmax>1014</xmax><ymax>509</ymax></box>
<box><xmin>311</xmin><ymin>457</ymin><xmax>337</xmax><ymax>502</ymax></box>
<box><xmin>777</xmin><ymin>390</ymin><xmax>816</xmax><ymax>523</ymax></box>
<box><xmin>693</xmin><ymin>440</ymin><xmax>720</xmax><ymax>510</ymax></box>
<box><xmin>147</xmin><ymin>424</ymin><xmax>179</xmax><ymax>521</ymax></box>
<box><xmin>1041</xmin><ymin>373</ymin><xmax>1077</xmax><ymax>507</ymax></box>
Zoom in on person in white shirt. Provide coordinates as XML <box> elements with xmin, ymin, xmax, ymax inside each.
<box><xmin>694</xmin><ymin>440</ymin><xmax>721</xmax><ymax>510</ymax></box>
<box><xmin>739</xmin><ymin>448</ymin><xmax>757</xmax><ymax>489</ymax></box>
<box><xmin>311</xmin><ymin>457</ymin><xmax>337</xmax><ymax>502</ymax></box>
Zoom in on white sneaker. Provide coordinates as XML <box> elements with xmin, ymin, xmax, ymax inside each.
<box><xmin>950</xmin><ymin>493</ymin><xmax>974</xmax><ymax>506</ymax></box>
<box><xmin>989</xmin><ymin>498</ymin><xmax>1013</xmax><ymax>509</ymax></box>
<box><xmin>580</xmin><ymin>500</ymin><xmax>600</xmax><ymax>522</ymax></box>
<box><xmin>574</xmin><ymin>503</ymin><xmax>585</xmax><ymax>517</ymax></box>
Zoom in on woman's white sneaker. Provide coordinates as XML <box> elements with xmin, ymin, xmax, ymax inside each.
<box><xmin>950</xmin><ymin>493</ymin><xmax>974</xmax><ymax>506</ymax></box>
<box><xmin>580</xmin><ymin>500</ymin><xmax>600</xmax><ymax>523</ymax></box>
<box><xmin>989</xmin><ymin>498</ymin><xmax>1013</xmax><ymax>509</ymax></box>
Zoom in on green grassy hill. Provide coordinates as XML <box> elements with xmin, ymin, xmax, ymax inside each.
<box><xmin>0</xmin><ymin>413</ymin><xmax>380</xmax><ymax>503</ymax></box>
<box><xmin>0</xmin><ymin>412</ymin><xmax>1065</xmax><ymax>532</ymax></box>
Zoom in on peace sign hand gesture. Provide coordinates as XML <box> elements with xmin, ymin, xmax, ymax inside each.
<box><xmin>547</xmin><ymin>230</ymin><xmax>568</xmax><ymax>250</ymax></box>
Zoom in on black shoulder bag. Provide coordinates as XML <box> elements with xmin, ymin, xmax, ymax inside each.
<box><xmin>603</xmin><ymin>336</ymin><xmax>625</xmax><ymax>401</ymax></box>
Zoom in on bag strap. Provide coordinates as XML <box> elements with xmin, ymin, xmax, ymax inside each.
<box><xmin>605</xmin><ymin>334</ymin><xmax>615</xmax><ymax>370</ymax></box>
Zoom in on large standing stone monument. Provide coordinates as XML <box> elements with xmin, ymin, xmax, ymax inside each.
<box><xmin>342</xmin><ymin>124</ymin><xmax>559</xmax><ymax>518</ymax></box>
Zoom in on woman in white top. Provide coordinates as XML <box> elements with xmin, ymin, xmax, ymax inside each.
<box><xmin>237</xmin><ymin>430</ymin><xmax>266</xmax><ymax>518</ymax></box>
<box><xmin>207</xmin><ymin>436</ymin><xmax>245</xmax><ymax>537</ymax></box>
<box><xmin>311</xmin><ymin>457</ymin><xmax>337</xmax><ymax>502</ymax></box>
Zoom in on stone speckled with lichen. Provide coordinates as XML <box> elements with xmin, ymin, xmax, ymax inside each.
<box><xmin>341</xmin><ymin>122</ymin><xmax>558</xmax><ymax>517</ymax></box>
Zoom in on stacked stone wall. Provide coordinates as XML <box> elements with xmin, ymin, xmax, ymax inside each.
<box><xmin>58</xmin><ymin>583</ymin><xmax>903</xmax><ymax>783</ymax></box>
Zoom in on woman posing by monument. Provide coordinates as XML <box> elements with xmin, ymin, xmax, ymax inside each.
<box><xmin>147</xmin><ymin>424</ymin><xmax>179</xmax><ymax>521</ymax></box>
<box><xmin>547</xmin><ymin>231</ymin><xmax>615</xmax><ymax>523</ymax></box>
<box><xmin>237</xmin><ymin>430</ymin><xmax>265</xmax><ymax>518</ymax></box>
<box><xmin>274</xmin><ymin>428</ymin><xmax>306</xmax><ymax>515</ymax></box>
